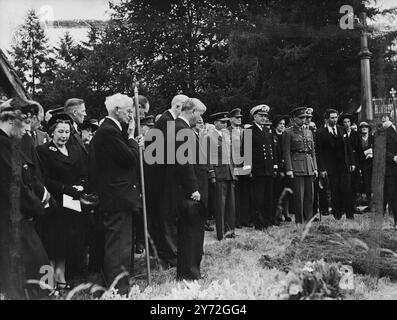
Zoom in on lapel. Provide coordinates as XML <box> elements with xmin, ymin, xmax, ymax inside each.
<box><xmin>73</xmin><ymin>130</ymin><xmax>87</xmax><ymax>154</ymax></box>
<box><xmin>48</xmin><ymin>141</ymin><xmax>78</xmax><ymax>165</ymax></box>
<box><xmin>252</xmin><ymin>123</ymin><xmax>266</xmax><ymax>142</ymax></box>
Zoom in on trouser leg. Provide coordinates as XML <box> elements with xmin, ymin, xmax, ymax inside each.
<box><xmin>385</xmin><ymin>175</ymin><xmax>397</xmax><ymax>224</ymax></box>
<box><xmin>291</xmin><ymin>176</ymin><xmax>304</xmax><ymax>224</ymax></box>
<box><xmin>263</xmin><ymin>176</ymin><xmax>274</xmax><ymax>227</ymax></box>
<box><xmin>234</xmin><ymin>179</ymin><xmax>241</xmax><ymax>227</ymax></box>
<box><xmin>213</xmin><ymin>181</ymin><xmax>226</xmax><ymax>240</ymax></box>
<box><xmin>103</xmin><ymin>210</ymin><xmax>133</xmax><ymax>292</ymax></box>
<box><xmin>303</xmin><ymin>176</ymin><xmax>314</xmax><ymax>222</ymax></box>
<box><xmin>341</xmin><ymin>171</ymin><xmax>354</xmax><ymax>219</ymax></box>
<box><xmin>177</xmin><ymin>201</ymin><xmax>205</xmax><ymax>280</ymax></box>
<box><xmin>224</xmin><ymin>181</ymin><xmax>236</xmax><ymax>234</ymax></box>
<box><xmin>253</xmin><ymin>176</ymin><xmax>265</xmax><ymax>228</ymax></box>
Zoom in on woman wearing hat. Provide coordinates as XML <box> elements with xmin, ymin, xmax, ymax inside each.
<box><xmin>78</xmin><ymin>119</ymin><xmax>99</xmax><ymax>146</ymax></box>
<box><xmin>357</xmin><ymin>122</ymin><xmax>373</xmax><ymax>208</ymax></box>
<box><xmin>37</xmin><ymin>113</ymin><xmax>88</xmax><ymax>290</ymax></box>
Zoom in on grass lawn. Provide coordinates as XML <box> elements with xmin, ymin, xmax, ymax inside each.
<box><xmin>93</xmin><ymin>211</ymin><xmax>397</xmax><ymax>300</ymax></box>
<box><xmin>4</xmin><ymin>212</ymin><xmax>397</xmax><ymax>300</ymax></box>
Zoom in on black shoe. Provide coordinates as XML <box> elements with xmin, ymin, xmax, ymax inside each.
<box><xmin>205</xmin><ymin>224</ymin><xmax>214</xmax><ymax>231</ymax></box>
<box><xmin>284</xmin><ymin>216</ymin><xmax>292</xmax><ymax>222</ymax></box>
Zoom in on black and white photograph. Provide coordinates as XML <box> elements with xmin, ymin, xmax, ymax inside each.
<box><xmin>1</xmin><ymin>0</ymin><xmax>397</xmax><ymax>305</ymax></box>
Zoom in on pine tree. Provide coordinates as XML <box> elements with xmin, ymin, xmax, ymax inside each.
<box><xmin>9</xmin><ymin>10</ymin><xmax>54</xmax><ymax>96</ymax></box>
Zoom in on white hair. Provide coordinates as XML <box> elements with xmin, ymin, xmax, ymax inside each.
<box><xmin>171</xmin><ymin>94</ymin><xmax>189</xmax><ymax>110</ymax></box>
<box><xmin>191</xmin><ymin>98</ymin><xmax>207</xmax><ymax>113</ymax></box>
<box><xmin>105</xmin><ymin>93</ymin><xmax>133</xmax><ymax>114</ymax></box>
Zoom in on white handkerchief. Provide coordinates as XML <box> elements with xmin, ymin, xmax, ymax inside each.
<box><xmin>63</xmin><ymin>194</ymin><xmax>82</xmax><ymax>212</ymax></box>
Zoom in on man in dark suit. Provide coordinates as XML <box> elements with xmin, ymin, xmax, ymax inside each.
<box><xmin>205</xmin><ymin>112</ymin><xmax>237</xmax><ymax>240</ymax></box>
<box><xmin>64</xmin><ymin>98</ymin><xmax>88</xmax><ymax>156</ymax></box>
<box><xmin>339</xmin><ymin>113</ymin><xmax>361</xmax><ymax>214</ymax></box>
<box><xmin>30</xmin><ymin>101</ymin><xmax>50</xmax><ymax>147</ymax></box>
<box><xmin>385</xmin><ymin>122</ymin><xmax>397</xmax><ymax>226</ymax></box>
<box><xmin>0</xmin><ymin>100</ymin><xmax>50</xmax><ymax>299</ymax></box>
<box><xmin>249</xmin><ymin>104</ymin><xmax>278</xmax><ymax>229</ymax></box>
<box><xmin>315</xmin><ymin>109</ymin><xmax>355</xmax><ymax>220</ymax></box>
<box><xmin>147</xmin><ymin>94</ymin><xmax>189</xmax><ymax>267</ymax></box>
<box><xmin>89</xmin><ymin>93</ymin><xmax>144</xmax><ymax>293</ymax></box>
<box><xmin>174</xmin><ymin>98</ymin><xmax>207</xmax><ymax>280</ymax></box>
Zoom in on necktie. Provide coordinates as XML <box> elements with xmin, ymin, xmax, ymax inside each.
<box><xmin>31</xmin><ymin>131</ymin><xmax>36</xmax><ymax>144</ymax></box>
<box><xmin>332</xmin><ymin>127</ymin><xmax>337</xmax><ymax>136</ymax></box>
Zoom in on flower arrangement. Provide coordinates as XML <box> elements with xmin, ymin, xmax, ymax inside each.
<box><xmin>278</xmin><ymin>259</ymin><xmax>354</xmax><ymax>300</ymax></box>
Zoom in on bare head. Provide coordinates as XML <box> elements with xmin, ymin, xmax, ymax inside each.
<box><xmin>64</xmin><ymin>98</ymin><xmax>87</xmax><ymax>125</ymax></box>
<box><xmin>171</xmin><ymin>94</ymin><xmax>189</xmax><ymax>117</ymax></box>
<box><xmin>324</xmin><ymin>109</ymin><xmax>338</xmax><ymax>127</ymax></box>
<box><xmin>105</xmin><ymin>93</ymin><xmax>134</xmax><ymax>124</ymax></box>
<box><xmin>180</xmin><ymin>98</ymin><xmax>207</xmax><ymax>127</ymax></box>
<box><xmin>29</xmin><ymin>101</ymin><xmax>44</xmax><ymax>131</ymax></box>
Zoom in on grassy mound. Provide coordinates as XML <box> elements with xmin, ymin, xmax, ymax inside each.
<box><xmin>260</xmin><ymin>222</ymin><xmax>397</xmax><ymax>280</ymax></box>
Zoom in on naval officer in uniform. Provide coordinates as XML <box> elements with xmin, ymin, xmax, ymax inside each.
<box><xmin>249</xmin><ymin>104</ymin><xmax>278</xmax><ymax>229</ymax></box>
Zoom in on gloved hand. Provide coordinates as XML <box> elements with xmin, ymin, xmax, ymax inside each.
<box><xmin>63</xmin><ymin>185</ymin><xmax>84</xmax><ymax>200</ymax></box>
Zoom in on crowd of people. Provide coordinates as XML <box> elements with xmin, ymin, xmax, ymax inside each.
<box><xmin>0</xmin><ymin>92</ymin><xmax>393</xmax><ymax>299</ymax></box>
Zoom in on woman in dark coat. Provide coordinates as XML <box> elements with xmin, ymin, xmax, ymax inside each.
<box><xmin>37</xmin><ymin>113</ymin><xmax>87</xmax><ymax>288</ymax></box>
<box><xmin>272</xmin><ymin>115</ymin><xmax>291</xmax><ymax>224</ymax></box>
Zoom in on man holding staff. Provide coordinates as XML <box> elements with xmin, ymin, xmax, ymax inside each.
<box><xmin>89</xmin><ymin>93</ymin><xmax>144</xmax><ymax>293</ymax></box>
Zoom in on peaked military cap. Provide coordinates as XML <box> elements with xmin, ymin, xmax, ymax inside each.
<box><xmin>209</xmin><ymin>112</ymin><xmax>229</xmax><ymax>122</ymax></box>
<box><xmin>228</xmin><ymin>108</ymin><xmax>242</xmax><ymax>118</ymax></box>
<box><xmin>306</xmin><ymin>107</ymin><xmax>314</xmax><ymax>117</ymax></box>
<box><xmin>250</xmin><ymin>104</ymin><xmax>270</xmax><ymax>116</ymax></box>
<box><xmin>289</xmin><ymin>107</ymin><xmax>308</xmax><ymax>118</ymax></box>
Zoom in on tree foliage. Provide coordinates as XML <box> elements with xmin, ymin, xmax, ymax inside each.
<box><xmin>9</xmin><ymin>10</ymin><xmax>55</xmax><ymax>96</ymax></box>
<box><xmin>6</xmin><ymin>1</ymin><xmax>397</xmax><ymax>123</ymax></box>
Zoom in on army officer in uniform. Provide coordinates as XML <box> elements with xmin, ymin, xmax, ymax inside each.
<box><xmin>283</xmin><ymin>107</ymin><xmax>318</xmax><ymax>223</ymax></box>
